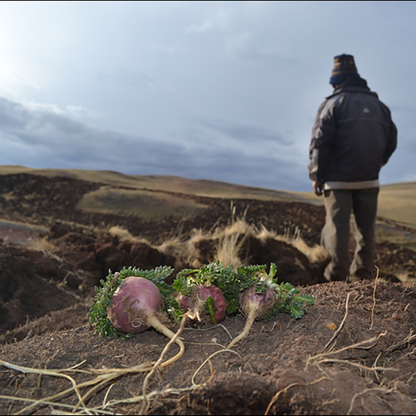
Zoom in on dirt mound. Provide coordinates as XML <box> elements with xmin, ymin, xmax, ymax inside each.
<box><xmin>2</xmin><ymin>281</ymin><xmax>416</xmax><ymax>415</ymax></box>
<box><xmin>1</xmin><ymin>172</ymin><xmax>416</xmax><ymax>414</ymax></box>
<box><xmin>0</xmin><ymin>245</ymin><xmax>80</xmax><ymax>335</ymax></box>
<box><xmin>0</xmin><ymin>220</ymin><xmax>329</xmax><ymax>339</ymax></box>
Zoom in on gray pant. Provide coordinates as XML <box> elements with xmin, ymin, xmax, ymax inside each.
<box><xmin>321</xmin><ymin>187</ymin><xmax>379</xmax><ymax>281</ymax></box>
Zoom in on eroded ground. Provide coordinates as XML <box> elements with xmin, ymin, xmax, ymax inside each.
<box><xmin>1</xmin><ymin>173</ymin><xmax>416</xmax><ymax>415</ymax></box>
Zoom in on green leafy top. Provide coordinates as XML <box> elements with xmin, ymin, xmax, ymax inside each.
<box><xmin>235</xmin><ymin>263</ymin><xmax>315</xmax><ymax>320</ymax></box>
<box><xmin>172</xmin><ymin>261</ymin><xmax>314</xmax><ymax>319</ymax></box>
<box><xmin>274</xmin><ymin>282</ymin><xmax>315</xmax><ymax>319</ymax></box>
<box><xmin>173</xmin><ymin>261</ymin><xmax>256</xmax><ymax>316</ymax></box>
<box><xmin>88</xmin><ymin>265</ymin><xmax>179</xmax><ymax>338</ymax></box>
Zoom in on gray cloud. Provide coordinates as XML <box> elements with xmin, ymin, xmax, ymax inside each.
<box><xmin>184</xmin><ymin>7</ymin><xmax>234</xmax><ymax>33</ymax></box>
<box><xmin>181</xmin><ymin>150</ymin><xmax>306</xmax><ymax>190</ymax></box>
<box><xmin>0</xmin><ymin>96</ymin><xmax>184</xmax><ymax>166</ymax></box>
<box><xmin>224</xmin><ymin>33</ymin><xmax>299</xmax><ymax>66</ymax></box>
<box><xmin>0</xmin><ymin>96</ymin><xmax>307</xmax><ymax>191</ymax></box>
<box><xmin>195</xmin><ymin>117</ymin><xmax>291</xmax><ymax>146</ymax></box>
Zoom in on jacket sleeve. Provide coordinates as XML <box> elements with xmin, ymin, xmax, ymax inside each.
<box><xmin>308</xmin><ymin>97</ymin><xmax>338</xmax><ymax>182</ymax></box>
<box><xmin>382</xmin><ymin>116</ymin><xmax>398</xmax><ymax>166</ymax></box>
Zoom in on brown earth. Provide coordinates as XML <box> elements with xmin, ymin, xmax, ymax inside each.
<box><xmin>1</xmin><ymin>172</ymin><xmax>416</xmax><ymax>415</ymax></box>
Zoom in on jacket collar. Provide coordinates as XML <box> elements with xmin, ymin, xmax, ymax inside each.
<box><xmin>326</xmin><ymin>85</ymin><xmax>378</xmax><ymax>100</ymax></box>
<box><xmin>326</xmin><ymin>76</ymin><xmax>378</xmax><ymax>99</ymax></box>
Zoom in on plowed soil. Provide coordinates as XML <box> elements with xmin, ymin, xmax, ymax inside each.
<box><xmin>1</xmin><ymin>173</ymin><xmax>416</xmax><ymax>415</ymax></box>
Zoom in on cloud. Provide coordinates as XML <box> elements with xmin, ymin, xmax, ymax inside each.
<box><xmin>95</xmin><ymin>68</ymin><xmax>175</xmax><ymax>93</ymax></box>
<box><xmin>402</xmin><ymin>174</ymin><xmax>416</xmax><ymax>182</ymax></box>
<box><xmin>0</xmin><ymin>96</ymin><xmax>184</xmax><ymax>164</ymax></box>
<box><xmin>65</xmin><ymin>105</ymin><xmax>102</xmax><ymax>120</ymax></box>
<box><xmin>0</xmin><ymin>67</ymin><xmax>45</xmax><ymax>93</ymax></box>
<box><xmin>195</xmin><ymin>151</ymin><xmax>308</xmax><ymax>191</ymax></box>
<box><xmin>184</xmin><ymin>8</ymin><xmax>234</xmax><ymax>33</ymax></box>
<box><xmin>224</xmin><ymin>32</ymin><xmax>298</xmax><ymax>65</ymax></box>
<box><xmin>0</xmin><ymin>95</ymin><xmax>308</xmax><ymax>191</ymax></box>
<box><xmin>195</xmin><ymin>117</ymin><xmax>291</xmax><ymax>147</ymax></box>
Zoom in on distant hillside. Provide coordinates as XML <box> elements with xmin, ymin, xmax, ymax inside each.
<box><xmin>292</xmin><ymin>182</ymin><xmax>416</xmax><ymax>229</ymax></box>
<box><xmin>0</xmin><ymin>166</ymin><xmax>314</xmax><ymax>203</ymax></box>
<box><xmin>0</xmin><ymin>165</ymin><xmax>415</xmax><ymax>227</ymax></box>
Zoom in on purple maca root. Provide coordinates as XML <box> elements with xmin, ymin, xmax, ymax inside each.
<box><xmin>228</xmin><ymin>285</ymin><xmax>276</xmax><ymax>349</ymax></box>
<box><xmin>108</xmin><ymin>276</ymin><xmax>163</xmax><ymax>333</ymax></box>
<box><xmin>179</xmin><ymin>284</ymin><xmax>227</xmax><ymax>325</ymax></box>
<box><xmin>107</xmin><ymin>275</ymin><xmax>185</xmax><ymax>366</ymax></box>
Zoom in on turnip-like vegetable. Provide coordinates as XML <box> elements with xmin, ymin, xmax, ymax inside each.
<box><xmin>89</xmin><ymin>266</ymin><xmax>185</xmax><ymax>365</ymax></box>
<box><xmin>173</xmin><ymin>262</ymin><xmax>239</xmax><ymax>325</ymax></box>
<box><xmin>108</xmin><ymin>276</ymin><xmax>166</xmax><ymax>333</ymax></box>
<box><xmin>227</xmin><ymin>263</ymin><xmax>315</xmax><ymax>349</ymax></box>
<box><xmin>227</xmin><ymin>284</ymin><xmax>276</xmax><ymax>349</ymax></box>
<box><xmin>179</xmin><ymin>284</ymin><xmax>227</xmax><ymax>325</ymax></box>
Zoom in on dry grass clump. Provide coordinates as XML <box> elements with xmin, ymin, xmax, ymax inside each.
<box><xmin>279</xmin><ymin>235</ymin><xmax>328</xmax><ymax>265</ymax></box>
<box><xmin>157</xmin><ymin>237</ymin><xmax>200</xmax><ymax>269</ymax></box>
<box><xmin>273</xmin><ymin>226</ymin><xmax>328</xmax><ymax>264</ymax></box>
<box><xmin>395</xmin><ymin>270</ymin><xmax>413</xmax><ymax>283</ymax></box>
<box><xmin>108</xmin><ymin>213</ymin><xmax>326</xmax><ymax>271</ymax></box>
<box><xmin>108</xmin><ymin>226</ymin><xmax>151</xmax><ymax>245</ymax></box>
<box><xmin>163</xmin><ymin>216</ymin><xmax>325</xmax><ymax>271</ymax></box>
<box><xmin>212</xmin><ymin>218</ymin><xmax>256</xmax><ymax>269</ymax></box>
<box><xmin>157</xmin><ymin>220</ymin><xmax>254</xmax><ymax>270</ymax></box>
<box><xmin>27</xmin><ymin>236</ymin><xmax>55</xmax><ymax>252</ymax></box>
<box><xmin>256</xmin><ymin>225</ymin><xmax>278</xmax><ymax>241</ymax></box>
<box><xmin>256</xmin><ymin>224</ymin><xmax>328</xmax><ymax>265</ymax></box>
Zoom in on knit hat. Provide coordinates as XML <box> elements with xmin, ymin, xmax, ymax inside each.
<box><xmin>330</xmin><ymin>54</ymin><xmax>359</xmax><ymax>85</ymax></box>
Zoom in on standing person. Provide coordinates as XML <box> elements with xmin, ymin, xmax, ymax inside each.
<box><xmin>308</xmin><ymin>54</ymin><xmax>397</xmax><ymax>282</ymax></box>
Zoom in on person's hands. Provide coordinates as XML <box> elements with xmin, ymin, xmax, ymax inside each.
<box><xmin>312</xmin><ymin>181</ymin><xmax>324</xmax><ymax>196</ymax></box>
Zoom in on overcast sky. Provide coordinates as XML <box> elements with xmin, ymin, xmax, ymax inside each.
<box><xmin>0</xmin><ymin>1</ymin><xmax>414</xmax><ymax>192</ymax></box>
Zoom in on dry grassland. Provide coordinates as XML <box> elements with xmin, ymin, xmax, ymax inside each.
<box><xmin>77</xmin><ymin>186</ymin><xmax>206</xmax><ymax>218</ymax></box>
<box><xmin>0</xmin><ymin>166</ymin><xmax>310</xmax><ymax>202</ymax></box>
<box><xmin>290</xmin><ymin>183</ymin><xmax>416</xmax><ymax>228</ymax></box>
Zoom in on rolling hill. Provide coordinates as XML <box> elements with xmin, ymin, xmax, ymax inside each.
<box><xmin>0</xmin><ymin>165</ymin><xmax>415</xmax><ymax>228</ymax></box>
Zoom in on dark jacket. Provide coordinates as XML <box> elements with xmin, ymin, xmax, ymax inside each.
<box><xmin>308</xmin><ymin>79</ymin><xmax>397</xmax><ymax>185</ymax></box>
